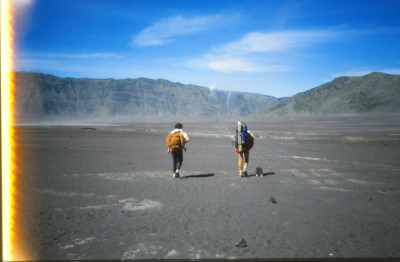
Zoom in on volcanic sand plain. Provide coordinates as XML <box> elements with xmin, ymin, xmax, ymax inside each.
<box><xmin>14</xmin><ymin>115</ymin><xmax>400</xmax><ymax>260</ymax></box>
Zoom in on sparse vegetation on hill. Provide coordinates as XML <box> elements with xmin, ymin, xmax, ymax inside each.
<box><xmin>266</xmin><ymin>72</ymin><xmax>400</xmax><ymax>115</ymax></box>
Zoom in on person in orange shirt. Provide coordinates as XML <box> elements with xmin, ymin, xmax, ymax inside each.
<box><xmin>166</xmin><ymin>123</ymin><xmax>190</xmax><ymax>178</ymax></box>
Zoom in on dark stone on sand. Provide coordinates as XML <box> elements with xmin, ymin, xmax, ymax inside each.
<box><xmin>235</xmin><ymin>239</ymin><xmax>247</xmax><ymax>248</ymax></box>
<box><xmin>255</xmin><ymin>167</ymin><xmax>263</xmax><ymax>176</ymax></box>
<box><xmin>269</xmin><ymin>197</ymin><xmax>277</xmax><ymax>204</ymax></box>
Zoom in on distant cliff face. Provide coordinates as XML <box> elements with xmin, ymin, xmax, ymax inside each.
<box><xmin>266</xmin><ymin>72</ymin><xmax>400</xmax><ymax>115</ymax></box>
<box><xmin>15</xmin><ymin>72</ymin><xmax>279</xmax><ymax>119</ymax></box>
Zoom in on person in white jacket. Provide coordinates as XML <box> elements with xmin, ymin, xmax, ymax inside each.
<box><xmin>235</xmin><ymin>121</ymin><xmax>254</xmax><ymax>177</ymax></box>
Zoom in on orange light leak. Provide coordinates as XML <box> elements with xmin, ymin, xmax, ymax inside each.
<box><xmin>1</xmin><ymin>0</ymin><xmax>18</xmax><ymax>260</ymax></box>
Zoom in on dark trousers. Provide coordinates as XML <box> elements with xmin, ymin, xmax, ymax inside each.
<box><xmin>171</xmin><ymin>150</ymin><xmax>183</xmax><ymax>172</ymax></box>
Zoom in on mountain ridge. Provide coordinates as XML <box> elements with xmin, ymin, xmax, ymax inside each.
<box><xmin>14</xmin><ymin>72</ymin><xmax>279</xmax><ymax>120</ymax></box>
<box><xmin>13</xmin><ymin>71</ymin><xmax>400</xmax><ymax>121</ymax></box>
<box><xmin>266</xmin><ymin>72</ymin><xmax>400</xmax><ymax>115</ymax></box>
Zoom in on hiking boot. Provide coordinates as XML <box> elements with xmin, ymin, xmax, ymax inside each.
<box><xmin>243</xmin><ymin>167</ymin><xmax>248</xmax><ymax>177</ymax></box>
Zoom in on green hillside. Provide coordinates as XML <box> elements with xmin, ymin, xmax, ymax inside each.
<box><xmin>267</xmin><ymin>72</ymin><xmax>400</xmax><ymax>115</ymax></box>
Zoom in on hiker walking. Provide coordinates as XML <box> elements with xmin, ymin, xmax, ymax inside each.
<box><xmin>166</xmin><ymin>123</ymin><xmax>190</xmax><ymax>178</ymax></box>
<box><xmin>235</xmin><ymin>121</ymin><xmax>254</xmax><ymax>177</ymax></box>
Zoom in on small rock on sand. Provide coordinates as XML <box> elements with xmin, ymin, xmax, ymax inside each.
<box><xmin>269</xmin><ymin>197</ymin><xmax>277</xmax><ymax>204</ymax></box>
<box><xmin>235</xmin><ymin>238</ymin><xmax>247</xmax><ymax>248</ymax></box>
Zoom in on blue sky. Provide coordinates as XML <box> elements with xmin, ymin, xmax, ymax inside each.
<box><xmin>13</xmin><ymin>0</ymin><xmax>400</xmax><ymax>97</ymax></box>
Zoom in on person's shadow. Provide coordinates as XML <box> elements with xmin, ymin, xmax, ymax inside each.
<box><xmin>249</xmin><ymin>172</ymin><xmax>275</xmax><ymax>177</ymax></box>
<box><xmin>181</xmin><ymin>173</ymin><xmax>215</xmax><ymax>179</ymax></box>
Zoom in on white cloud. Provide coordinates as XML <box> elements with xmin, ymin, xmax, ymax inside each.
<box><xmin>187</xmin><ymin>54</ymin><xmax>289</xmax><ymax>73</ymax></box>
<box><xmin>215</xmin><ymin>29</ymin><xmax>341</xmax><ymax>55</ymax></box>
<box><xmin>207</xmin><ymin>58</ymin><xmax>262</xmax><ymax>73</ymax></box>
<box><xmin>210</xmin><ymin>57</ymin><xmax>288</xmax><ymax>73</ymax></box>
<box><xmin>187</xmin><ymin>29</ymin><xmax>344</xmax><ymax>73</ymax></box>
<box><xmin>133</xmin><ymin>14</ymin><xmax>233</xmax><ymax>46</ymax></box>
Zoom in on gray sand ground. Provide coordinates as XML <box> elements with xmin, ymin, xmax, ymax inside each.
<box><xmin>15</xmin><ymin>115</ymin><xmax>400</xmax><ymax>260</ymax></box>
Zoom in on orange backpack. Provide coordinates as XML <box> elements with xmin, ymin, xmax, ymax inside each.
<box><xmin>166</xmin><ymin>132</ymin><xmax>184</xmax><ymax>151</ymax></box>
